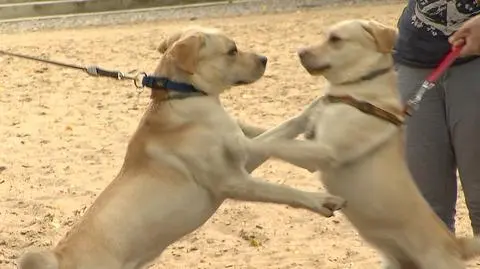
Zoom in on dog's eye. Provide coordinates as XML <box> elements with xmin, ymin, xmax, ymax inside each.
<box><xmin>227</xmin><ymin>47</ymin><xmax>238</xmax><ymax>56</ymax></box>
<box><xmin>329</xmin><ymin>35</ymin><xmax>342</xmax><ymax>43</ymax></box>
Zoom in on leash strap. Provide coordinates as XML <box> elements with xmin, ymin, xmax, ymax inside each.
<box><xmin>0</xmin><ymin>49</ymin><xmax>85</xmax><ymax>71</ymax></box>
<box><xmin>426</xmin><ymin>45</ymin><xmax>463</xmax><ymax>83</ymax></box>
<box><xmin>0</xmin><ymin>49</ymin><xmax>139</xmax><ymax>82</ymax></box>
<box><xmin>0</xmin><ymin>49</ymin><xmax>204</xmax><ymax>94</ymax></box>
<box><xmin>85</xmin><ymin>66</ymin><xmax>132</xmax><ymax>80</ymax></box>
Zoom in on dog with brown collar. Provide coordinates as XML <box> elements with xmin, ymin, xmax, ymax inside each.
<box><xmin>248</xmin><ymin>19</ymin><xmax>480</xmax><ymax>269</ymax></box>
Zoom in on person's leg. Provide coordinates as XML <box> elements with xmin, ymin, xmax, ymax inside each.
<box><xmin>445</xmin><ymin>58</ymin><xmax>480</xmax><ymax>235</ymax></box>
<box><xmin>396</xmin><ymin>63</ymin><xmax>458</xmax><ymax>232</ymax></box>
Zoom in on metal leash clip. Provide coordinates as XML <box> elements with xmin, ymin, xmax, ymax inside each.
<box><xmin>85</xmin><ymin>65</ymin><xmax>127</xmax><ymax>80</ymax></box>
<box><xmin>85</xmin><ymin>65</ymin><xmax>147</xmax><ymax>91</ymax></box>
<box><xmin>133</xmin><ymin>72</ymin><xmax>147</xmax><ymax>90</ymax></box>
<box><xmin>404</xmin><ymin>81</ymin><xmax>435</xmax><ymax>115</ymax></box>
<box><xmin>403</xmin><ymin>45</ymin><xmax>463</xmax><ymax>116</ymax></box>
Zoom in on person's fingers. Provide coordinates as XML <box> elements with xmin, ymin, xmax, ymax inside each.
<box><xmin>449</xmin><ymin>34</ymin><xmax>463</xmax><ymax>44</ymax></box>
<box><xmin>450</xmin><ymin>38</ymin><xmax>466</xmax><ymax>48</ymax></box>
<box><xmin>450</xmin><ymin>25</ymin><xmax>472</xmax><ymax>43</ymax></box>
<box><xmin>459</xmin><ymin>38</ymin><xmax>479</xmax><ymax>56</ymax></box>
<box><xmin>460</xmin><ymin>46</ymin><xmax>471</xmax><ymax>56</ymax></box>
<box><xmin>450</xmin><ymin>30</ymin><xmax>469</xmax><ymax>44</ymax></box>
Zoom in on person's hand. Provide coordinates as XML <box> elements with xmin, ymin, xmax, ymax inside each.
<box><xmin>449</xmin><ymin>15</ymin><xmax>480</xmax><ymax>56</ymax></box>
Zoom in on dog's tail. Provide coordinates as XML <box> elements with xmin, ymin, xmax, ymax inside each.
<box><xmin>457</xmin><ymin>236</ymin><xmax>480</xmax><ymax>260</ymax></box>
<box><xmin>18</xmin><ymin>250</ymin><xmax>58</xmax><ymax>269</ymax></box>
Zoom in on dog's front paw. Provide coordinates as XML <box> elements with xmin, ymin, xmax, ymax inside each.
<box><xmin>312</xmin><ymin>193</ymin><xmax>346</xmax><ymax>217</ymax></box>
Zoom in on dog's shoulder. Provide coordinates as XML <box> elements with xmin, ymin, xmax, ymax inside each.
<box><xmin>312</xmin><ymin>101</ymin><xmax>392</xmax><ymax>145</ymax></box>
<box><xmin>130</xmin><ymin>98</ymin><xmax>248</xmax><ymax>174</ymax></box>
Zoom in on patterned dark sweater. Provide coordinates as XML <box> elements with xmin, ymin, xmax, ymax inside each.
<box><xmin>393</xmin><ymin>0</ymin><xmax>480</xmax><ymax>68</ymax></box>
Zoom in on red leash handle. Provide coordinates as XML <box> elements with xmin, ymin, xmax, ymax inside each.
<box><xmin>403</xmin><ymin>45</ymin><xmax>464</xmax><ymax>116</ymax></box>
<box><xmin>426</xmin><ymin>45</ymin><xmax>463</xmax><ymax>82</ymax></box>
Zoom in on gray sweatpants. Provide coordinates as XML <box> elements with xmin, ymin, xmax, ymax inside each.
<box><xmin>397</xmin><ymin>58</ymin><xmax>480</xmax><ymax>235</ymax></box>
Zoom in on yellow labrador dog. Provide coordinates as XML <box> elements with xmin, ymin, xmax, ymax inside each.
<box><xmin>17</xmin><ymin>27</ymin><xmax>345</xmax><ymax>269</ymax></box>
<box><xmin>248</xmin><ymin>19</ymin><xmax>480</xmax><ymax>269</ymax></box>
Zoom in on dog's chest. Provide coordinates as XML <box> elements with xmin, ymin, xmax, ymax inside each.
<box><xmin>320</xmin><ymin>165</ymin><xmax>392</xmax><ymax>226</ymax></box>
<box><xmin>308</xmin><ymin>106</ymin><xmax>371</xmax><ymax>154</ymax></box>
<box><xmin>320</xmin><ymin>136</ymin><xmax>416</xmax><ymax>222</ymax></box>
<box><xmin>146</xmin><ymin>101</ymin><xmax>248</xmax><ymax>178</ymax></box>
<box><xmin>179</xmin><ymin>117</ymin><xmax>248</xmax><ymax>176</ymax></box>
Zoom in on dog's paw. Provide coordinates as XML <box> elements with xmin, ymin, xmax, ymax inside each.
<box><xmin>304</xmin><ymin>130</ymin><xmax>315</xmax><ymax>140</ymax></box>
<box><xmin>313</xmin><ymin>193</ymin><xmax>346</xmax><ymax>217</ymax></box>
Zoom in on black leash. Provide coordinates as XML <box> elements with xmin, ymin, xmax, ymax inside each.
<box><xmin>0</xmin><ymin>49</ymin><xmax>205</xmax><ymax>95</ymax></box>
<box><xmin>0</xmin><ymin>49</ymin><xmax>144</xmax><ymax>87</ymax></box>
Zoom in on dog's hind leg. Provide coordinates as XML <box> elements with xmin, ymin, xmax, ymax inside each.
<box><xmin>381</xmin><ymin>256</ymin><xmax>420</xmax><ymax>269</ymax></box>
<box><xmin>18</xmin><ymin>251</ymin><xmax>58</xmax><ymax>269</ymax></box>
<box><xmin>219</xmin><ymin>173</ymin><xmax>345</xmax><ymax>217</ymax></box>
<box><xmin>418</xmin><ymin>259</ymin><xmax>463</xmax><ymax>269</ymax></box>
<box><xmin>417</xmin><ymin>252</ymin><xmax>464</xmax><ymax>269</ymax></box>
<box><xmin>381</xmin><ymin>255</ymin><xmax>402</xmax><ymax>269</ymax></box>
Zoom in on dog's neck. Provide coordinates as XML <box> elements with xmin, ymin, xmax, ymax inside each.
<box><xmin>144</xmin><ymin>76</ymin><xmax>207</xmax><ymax>101</ymax></box>
<box><xmin>326</xmin><ymin>54</ymin><xmax>393</xmax><ymax>86</ymax></box>
<box><xmin>151</xmin><ymin>61</ymin><xmax>210</xmax><ymax>101</ymax></box>
<box><xmin>325</xmin><ymin>62</ymin><xmax>403</xmax><ymax>120</ymax></box>
<box><xmin>338</xmin><ymin>66</ymin><xmax>392</xmax><ymax>86</ymax></box>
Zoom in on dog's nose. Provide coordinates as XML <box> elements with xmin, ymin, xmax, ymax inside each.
<box><xmin>259</xmin><ymin>56</ymin><xmax>268</xmax><ymax>66</ymax></box>
<box><xmin>297</xmin><ymin>48</ymin><xmax>309</xmax><ymax>59</ymax></box>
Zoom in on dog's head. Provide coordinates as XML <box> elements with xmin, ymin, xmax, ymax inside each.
<box><xmin>155</xmin><ymin>26</ymin><xmax>267</xmax><ymax>95</ymax></box>
<box><xmin>297</xmin><ymin>19</ymin><xmax>397</xmax><ymax>84</ymax></box>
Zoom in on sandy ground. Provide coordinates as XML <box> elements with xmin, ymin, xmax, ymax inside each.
<box><xmin>1</xmin><ymin>3</ymin><xmax>479</xmax><ymax>269</ymax></box>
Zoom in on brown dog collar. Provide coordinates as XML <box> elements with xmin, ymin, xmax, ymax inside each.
<box><xmin>323</xmin><ymin>95</ymin><xmax>404</xmax><ymax>126</ymax></box>
<box><xmin>339</xmin><ymin>67</ymin><xmax>392</xmax><ymax>86</ymax></box>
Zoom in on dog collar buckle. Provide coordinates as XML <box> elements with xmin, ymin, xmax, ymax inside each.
<box><xmin>142</xmin><ymin>76</ymin><xmax>167</xmax><ymax>90</ymax></box>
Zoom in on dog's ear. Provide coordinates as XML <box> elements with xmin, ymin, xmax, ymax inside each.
<box><xmin>157</xmin><ymin>31</ymin><xmax>183</xmax><ymax>54</ymax></box>
<box><xmin>361</xmin><ymin>20</ymin><xmax>398</xmax><ymax>53</ymax></box>
<box><xmin>166</xmin><ymin>33</ymin><xmax>204</xmax><ymax>74</ymax></box>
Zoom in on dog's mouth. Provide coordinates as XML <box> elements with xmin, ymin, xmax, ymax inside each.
<box><xmin>233</xmin><ymin>70</ymin><xmax>265</xmax><ymax>86</ymax></box>
<box><xmin>298</xmin><ymin>54</ymin><xmax>332</xmax><ymax>75</ymax></box>
<box><xmin>233</xmin><ymin>80</ymin><xmax>250</xmax><ymax>86</ymax></box>
<box><xmin>303</xmin><ymin>63</ymin><xmax>332</xmax><ymax>75</ymax></box>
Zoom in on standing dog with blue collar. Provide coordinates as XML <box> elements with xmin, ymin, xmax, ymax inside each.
<box><xmin>17</xmin><ymin>26</ymin><xmax>345</xmax><ymax>269</ymax></box>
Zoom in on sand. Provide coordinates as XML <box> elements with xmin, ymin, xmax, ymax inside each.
<box><xmin>1</xmin><ymin>3</ymin><xmax>478</xmax><ymax>269</ymax></box>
